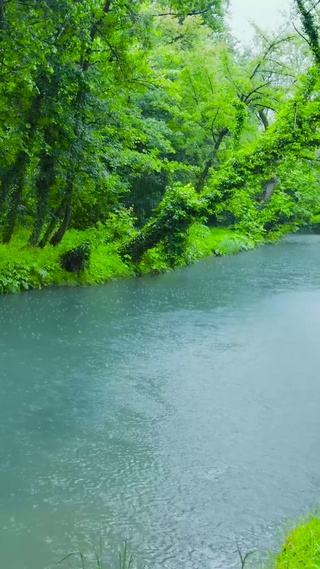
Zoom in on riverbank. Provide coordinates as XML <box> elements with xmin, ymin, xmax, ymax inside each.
<box><xmin>0</xmin><ymin>223</ymin><xmax>257</xmax><ymax>294</ymax></box>
<box><xmin>275</xmin><ymin>517</ymin><xmax>320</xmax><ymax>568</ymax></box>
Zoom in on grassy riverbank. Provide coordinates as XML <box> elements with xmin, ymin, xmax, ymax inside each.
<box><xmin>0</xmin><ymin>223</ymin><xmax>256</xmax><ymax>294</ymax></box>
<box><xmin>275</xmin><ymin>517</ymin><xmax>320</xmax><ymax>568</ymax></box>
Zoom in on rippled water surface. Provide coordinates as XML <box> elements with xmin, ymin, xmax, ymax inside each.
<box><xmin>1</xmin><ymin>234</ymin><xmax>320</xmax><ymax>569</ymax></box>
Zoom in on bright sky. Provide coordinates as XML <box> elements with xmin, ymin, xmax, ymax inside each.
<box><xmin>229</xmin><ymin>0</ymin><xmax>293</xmax><ymax>42</ymax></box>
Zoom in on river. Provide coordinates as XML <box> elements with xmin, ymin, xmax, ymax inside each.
<box><xmin>1</xmin><ymin>234</ymin><xmax>320</xmax><ymax>569</ymax></box>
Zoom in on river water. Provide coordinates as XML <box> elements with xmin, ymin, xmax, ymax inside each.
<box><xmin>1</xmin><ymin>234</ymin><xmax>320</xmax><ymax>569</ymax></box>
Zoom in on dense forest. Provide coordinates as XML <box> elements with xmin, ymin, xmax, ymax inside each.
<box><xmin>1</xmin><ymin>0</ymin><xmax>320</xmax><ymax>292</ymax></box>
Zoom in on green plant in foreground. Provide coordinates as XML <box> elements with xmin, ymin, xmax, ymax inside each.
<box><xmin>235</xmin><ymin>543</ymin><xmax>257</xmax><ymax>568</ymax></box>
<box><xmin>58</xmin><ymin>540</ymin><xmax>134</xmax><ymax>569</ymax></box>
<box><xmin>276</xmin><ymin>518</ymin><xmax>320</xmax><ymax>568</ymax></box>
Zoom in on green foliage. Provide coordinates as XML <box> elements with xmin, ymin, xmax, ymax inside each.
<box><xmin>2</xmin><ymin>0</ymin><xmax>320</xmax><ymax>286</ymax></box>
<box><xmin>0</xmin><ymin>241</ymin><xmax>64</xmax><ymax>294</ymax></box>
<box><xmin>276</xmin><ymin>518</ymin><xmax>320</xmax><ymax>569</ymax></box>
<box><xmin>138</xmin><ymin>243</ymin><xmax>171</xmax><ymax>274</ymax></box>
<box><xmin>0</xmin><ymin>0</ymin><xmax>226</xmax><ymax>244</ymax></box>
<box><xmin>185</xmin><ymin>224</ymin><xmax>256</xmax><ymax>261</ymax></box>
<box><xmin>0</xmin><ymin>219</ymin><xmax>258</xmax><ymax>293</ymax></box>
<box><xmin>138</xmin><ymin>224</ymin><xmax>256</xmax><ymax>274</ymax></box>
<box><xmin>120</xmin><ymin>182</ymin><xmax>205</xmax><ymax>263</ymax></box>
<box><xmin>0</xmin><ymin>224</ymin><xmax>134</xmax><ymax>294</ymax></box>
<box><xmin>96</xmin><ymin>210</ymin><xmax>138</xmax><ymax>243</ymax></box>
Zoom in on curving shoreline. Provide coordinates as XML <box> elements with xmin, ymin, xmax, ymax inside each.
<box><xmin>0</xmin><ymin>225</ymin><xmax>257</xmax><ymax>295</ymax></box>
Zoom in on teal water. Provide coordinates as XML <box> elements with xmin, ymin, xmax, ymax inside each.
<box><xmin>1</xmin><ymin>234</ymin><xmax>320</xmax><ymax>569</ymax></box>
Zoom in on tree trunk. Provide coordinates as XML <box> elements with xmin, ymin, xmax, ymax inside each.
<box><xmin>0</xmin><ymin>165</ymin><xmax>14</xmax><ymax>218</ymax></box>
<box><xmin>38</xmin><ymin>201</ymin><xmax>65</xmax><ymax>248</ymax></box>
<box><xmin>1</xmin><ymin>93</ymin><xmax>41</xmax><ymax>243</ymax></box>
<box><xmin>262</xmin><ymin>176</ymin><xmax>277</xmax><ymax>202</ymax></box>
<box><xmin>120</xmin><ymin>200</ymin><xmax>202</xmax><ymax>263</ymax></box>
<box><xmin>258</xmin><ymin>109</ymin><xmax>269</xmax><ymax>130</ymax></box>
<box><xmin>29</xmin><ymin>144</ymin><xmax>56</xmax><ymax>246</ymax></box>
<box><xmin>196</xmin><ymin>127</ymin><xmax>229</xmax><ymax>193</ymax></box>
<box><xmin>2</xmin><ymin>151</ymin><xmax>28</xmax><ymax>243</ymax></box>
<box><xmin>296</xmin><ymin>0</ymin><xmax>320</xmax><ymax>67</ymax></box>
<box><xmin>0</xmin><ymin>0</ymin><xmax>5</xmax><ymax>30</ymax></box>
<box><xmin>50</xmin><ymin>200</ymin><xmax>72</xmax><ymax>246</ymax></box>
<box><xmin>50</xmin><ymin>175</ymin><xmax>73</xmax><ymax>246</ymax></box>
<box><xmin>196</xmin><ymin>158</ymin><xmax>214</xmax><ymax>193</ymax></box>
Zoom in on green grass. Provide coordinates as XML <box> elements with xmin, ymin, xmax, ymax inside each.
<box><xmin>0</xmin><ymin>226</ymin><xmax>134</xmax><ymax>294</ymax></box>
<box><xmin>58</xmin><ymin>540</ymin><xmax>134</xmax><ymax>569</ymax></box>
<box><xmin>185</xmin><ymin>223</ymin><xmax>256</xmax><ymax>259</ymax></box>
<box><xmin>0</xmin><ymin>223</ymin><xmax>258</xmax><ymax>295</ymax></box>
<box><xmin>275</xmin><ymin>518</ymin><xmax>320</xmax><ymax>569</ymax></box>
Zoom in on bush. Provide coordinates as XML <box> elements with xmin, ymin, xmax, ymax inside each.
<box><xmin>60</xmin><ymin>241</ymin><xmax>91</xmax><ymax>273</ymax></box>
<box><xmin>138</xmin><ymin>243</ymin><xmax>171</xmax><ymax>274</ymax></box>
<box><xmin>185</xmin><ymin>223</ymin><xmax>256</xmax><ymax>263</ymax></box>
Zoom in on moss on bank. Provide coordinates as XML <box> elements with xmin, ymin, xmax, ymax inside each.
<box><xmin>0</xmin><ymin>224</ymin><xmax>256</xmax><ymax>294</ymax></box>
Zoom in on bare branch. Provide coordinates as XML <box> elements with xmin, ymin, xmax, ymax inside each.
<box><xmin>152</xmin><ymin>4</ymin><xmax>215</xmax><ymax>19</ymax></box>
<box><xmin>243</xmin><ymin>81</ymin><xmax>273</xmax><ymax>103</ymax></box>
<box><xmin>236</xmin><ymin>543</ymin><xmax>257</xmax><ymax>569</ymax></box>
<box><xmin>293</xmin><ymin>22</ymin><xmax>312</xmax><ymax>46</ymax></box>
<box><xmin>306</xmin><ymin>0</ymin><xmax>320</xmax><ymax>14</ymax></box>
<box><xmin>250</xmin><ymin>35</ymin><xmax>295</xmax><ymax>80</ymax></box>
